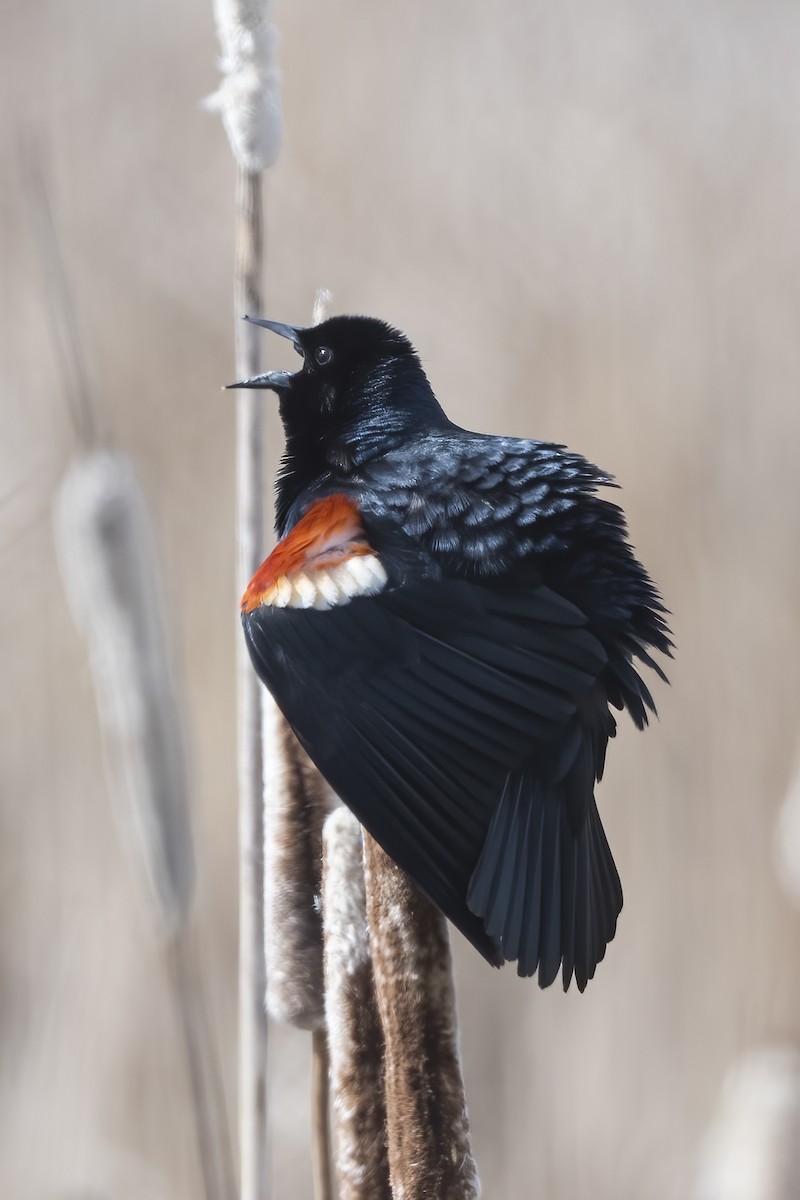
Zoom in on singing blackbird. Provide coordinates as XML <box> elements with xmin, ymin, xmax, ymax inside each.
<box><xmin>230</xmin><ymin>315</ymin><xmax>671</xmax><ymax>991</ymax></box>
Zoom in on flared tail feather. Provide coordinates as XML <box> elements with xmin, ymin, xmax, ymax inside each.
<box><xmin>467</xmin><ymin>771</ymin><xmax>622</xmax><ymax>991</ymax></box>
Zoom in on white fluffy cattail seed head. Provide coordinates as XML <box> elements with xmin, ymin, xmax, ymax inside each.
<box><xmin>207</xmin><ymin>0</ymin><xmax>283</xmax><ymax>172</ymax></box>
<box><xmin>54</xmin><ymin>450</ymin><xmax>195</xmax><ymax>933</ymax></box>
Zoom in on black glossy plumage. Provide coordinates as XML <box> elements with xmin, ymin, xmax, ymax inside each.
<box><xmin>237</xmin><ymin>315</ymin><xmax>672</xmax><ymax>991</ymax></box>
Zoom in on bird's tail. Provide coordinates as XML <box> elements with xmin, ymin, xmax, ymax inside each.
<box><xmin>466</xmin><ymin>772</ymin><xmax>622</xmax><ymax>991</ymax></box>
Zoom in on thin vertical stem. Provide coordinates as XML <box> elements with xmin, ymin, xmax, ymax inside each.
<box><xmin>310</xmin><ymin>283</ymin><xmax>335</xmax><ymax>1200</ymax></box>
<box><xmin>168</xmin><ymin>934</ymin><xmax>238</xmax><ymax>1200</ymax></box>
<box><xmin>20</xmin><ymin>143</ymin><xmax>97</xmax><ymax>448</ymax></box>
<box><xmin>311</xmin><ymin>1030</ymin><xmax>334</xmax><ymax>1200</ymax></box>
<box><xmin>234</xmin><ymin>166</ymin><xmax>269</xmax><ymax>1200</ymax></box>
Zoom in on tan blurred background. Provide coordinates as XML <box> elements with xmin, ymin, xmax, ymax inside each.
<box><xmin>3</xmin><ymin>1</ymin><xmax>800</xmax><ymax>1197</ymax></box>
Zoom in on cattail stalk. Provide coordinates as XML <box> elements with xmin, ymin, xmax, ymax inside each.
<box><xmin>262</xmin><ymin>712</ymin><xmax>334</xmax><ymax>1193</ymax></box>
<box><xmin>307</xmin><ymin>288</ymin><xmax>336</xmax><ymax>1200</ymax></box>
<box><xmin>210</xmin><ymin>1</ymin><xmax>283</xmax><ymax>1194</ymax></box>
<box><xmin>233</xmin><ymin>167</ymin><xmax>270</xmax><ymax>1200</ymax></box>
<box><xmin>263</xmin><ymin>709</ymin><xmax>332</xmax><ymax>1030</ymax></box>
<box><xmin>362</xmin><ymin>835</ymin><xmax>480</xmax><ymax>1200</ymax></box>
<box><xmin>322</xmin><ymin>809</ymin><xmax>390</xmax><ymax>1200</ymax></box>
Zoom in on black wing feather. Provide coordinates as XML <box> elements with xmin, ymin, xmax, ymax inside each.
<box><xmin>244</xmin><ymin>565</ymin><xmax>636</xmax><ymax>987</ymax></box>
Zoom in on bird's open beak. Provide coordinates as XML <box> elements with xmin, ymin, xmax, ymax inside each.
<box><xmin>225</xmin><ymin>316</ymin><xmax>306</xmax><ymax>391</ymax></box>
<box><xmin>225</xmin><ymin>370</ymin><xmax>293</xmax><ymax>392</ymax></box>
<box><xmin>243</xmin><ymin>316</ymin><xmax>306</xmax><ymax>349</ymax></box>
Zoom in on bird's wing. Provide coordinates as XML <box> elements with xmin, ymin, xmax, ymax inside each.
<box><xmin>367</xmin><ymin>433</ymin><xmax>673</xmax><ymax>728</ymax></box>
<box><xmin>241</xmin><ymin>494</ymin><xmax>623</xmax><ymax>987</ymax></box>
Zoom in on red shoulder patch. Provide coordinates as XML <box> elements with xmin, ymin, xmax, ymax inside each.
<box><xmin>241</xmin><ymin>494</ymin><xmax>386</xmax><ymax>613</ymax></box>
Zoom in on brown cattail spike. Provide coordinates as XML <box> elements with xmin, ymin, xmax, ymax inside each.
<box><xmin>322</xmin><ymin>809</ymin><xmax>390</xmax><ymax>1200</ymax></box>
<box><xmin>362</xmin><ymin>834</ymin><xmax>480</xmax><ymax>1200</ymax></box>
<box><xmin>264</xmin><ymin>708</ymin><xmax>335</xmax><ymax>1029</ymax></box>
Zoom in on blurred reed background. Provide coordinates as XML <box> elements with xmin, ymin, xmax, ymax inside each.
<box><xmin>3</xmin><ymin>1</ymin><xmax>800</xmax><ymax>1197</ymax></box>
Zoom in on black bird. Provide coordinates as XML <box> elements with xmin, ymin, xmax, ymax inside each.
<box><xmin>231</xmin><ymin>314</ymin><xmax>671</xmax><ymax>991</ymax></box>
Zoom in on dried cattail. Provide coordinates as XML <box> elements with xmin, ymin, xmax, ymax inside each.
<box><xmin>54</xmin><ymin>453</ymin><xmax>237</xmax><ymax>1195</ymax></box>
<box><xmin>40</xmin><ymin>140</ymin><xmax>234</xmax><ymax>1200</ymax></box>
<box><xmin>693</xmin><ymin>1047</ymin><xmax>800</xmax><ymax>1200</ymax></box>
<box><xmin>322</xmin><ymin>809</ymin><xmax>390</xmax><ymax>1200</ymax></box>
<box><xmin>206</xmin><ymin>0</ymin><xmax>283</xmax><ymax>173</ymax></box>
<box><xmin>54</xmin><ymin>452</ymin><xmax>236</xmax><ymax>1200</ymax></box>
<box><xmin>54</xmin><ymin>450</ymin><xmax>195</xmax><ymax>933</ymax></box>
<box><xmin>362</xmin><ymin>834</ymin><xmax>480</xmax><ymax>1200</ymax></box>
<box><xmin>264</xmin><ymin>708</ymin><xmax>335</xmax><ymax>1028</ymax></box>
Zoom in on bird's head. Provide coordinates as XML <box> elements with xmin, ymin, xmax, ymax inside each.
<box><xmin>228</xmin><ymin>314</ymin><xmax>449</xmax><ymax>471</ymax></box>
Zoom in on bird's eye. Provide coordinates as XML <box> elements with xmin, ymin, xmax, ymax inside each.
<box><xmin>314</xmin><ymin>346</ymin><xmax>333</xmax><ymax>366</ymax></box>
